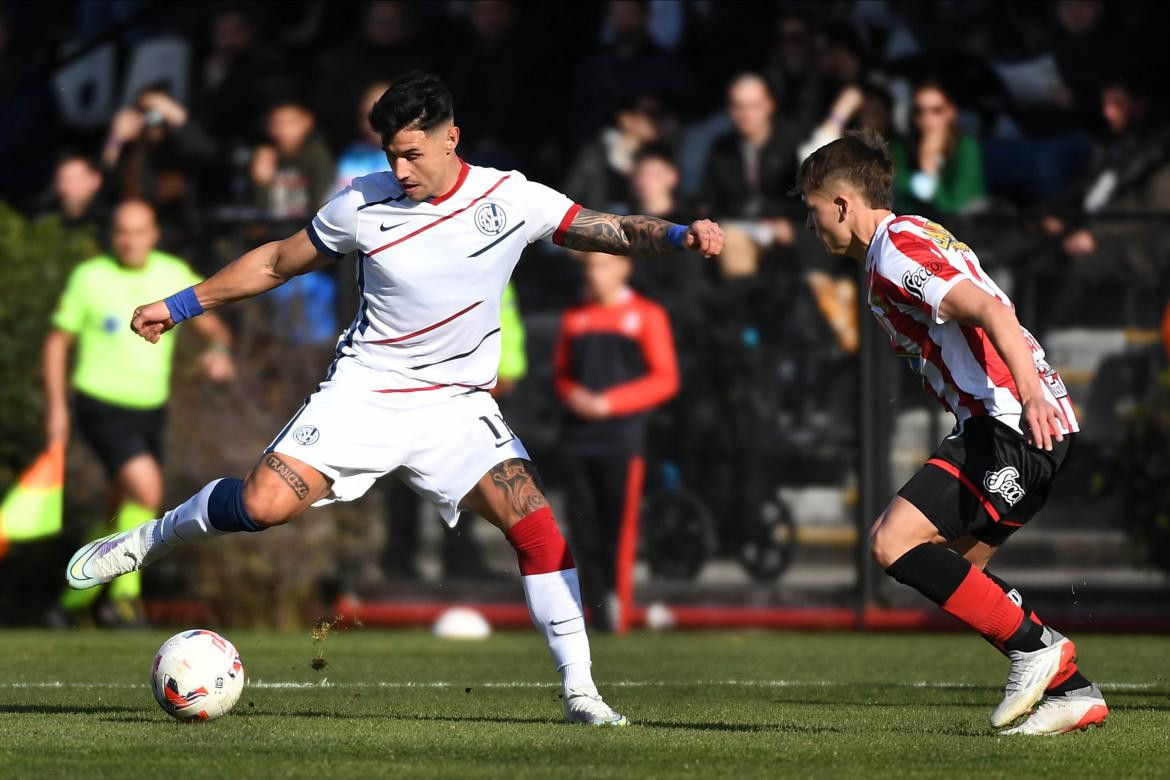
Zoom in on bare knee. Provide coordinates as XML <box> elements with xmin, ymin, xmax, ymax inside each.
<box><xmin>870</xmin><ymin>521</ymin><xmax>907</xmax><ymax>570</ymax></box>
<box><xmin>870</xmin><ymin>518</ymin><xmax>930</xmax><ymax>570</ymax></box>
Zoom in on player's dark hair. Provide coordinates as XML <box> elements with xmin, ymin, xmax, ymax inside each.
<box><xmin>791</xmin><ymin>129</ymin><xmax>892</xmax><ymax>210</ymax></box>
<box><xmin>368</xmin><ymin>71</ymin><xmax>454</xmax><ymax>144</ymax></box>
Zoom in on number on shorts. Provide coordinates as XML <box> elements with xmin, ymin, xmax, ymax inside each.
<box><xmin>479</xmin><ymin>414</ymin><xmax>516</xmax><ymax>448</ymax></box>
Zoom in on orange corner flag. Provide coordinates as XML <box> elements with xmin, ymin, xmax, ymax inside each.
<box><xmin>0</xmin><ymin>442</ymin><xmax>65</xmax><ymax>558</ymax></box>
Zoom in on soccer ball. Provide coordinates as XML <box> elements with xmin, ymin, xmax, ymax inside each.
<box><xmin>151</xmin><ymin>629</ymin><xmax>244</xmax><ymax>721</ymax></box>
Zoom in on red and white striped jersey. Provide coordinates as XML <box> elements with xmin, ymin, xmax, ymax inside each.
<box><xmin>866</xmin><ymin>214</ymin><xmax>1078</xmax><ymax>434</ymax></box>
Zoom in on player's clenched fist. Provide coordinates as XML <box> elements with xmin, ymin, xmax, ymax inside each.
<box><xmin>131</xmin><ymin>300</ymin><xmax>177</xmax><ymax>343</ymax></box>
<box><xmin>685</xmin><ymin>219</ymin><xmax>725</xmax><ymax>258</ymax></box>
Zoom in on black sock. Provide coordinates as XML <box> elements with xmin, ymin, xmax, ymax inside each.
<box><xmin>883</xmin><ymin>543</ymin><xmax>970</xmax><ymax>605</ymax></box>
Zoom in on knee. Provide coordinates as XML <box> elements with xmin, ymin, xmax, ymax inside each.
<box><xmin>241</xmin><ymin>478</ymin><xmax>301</xmax><ymax>528</ymax></box>
<box><xmin>870</xmin><ymin>519</ymin><xmax>915</xmax><ymax>571</ymax></box>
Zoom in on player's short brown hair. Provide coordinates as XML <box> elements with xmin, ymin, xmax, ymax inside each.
<box><xmin>792</xmin><ymin>129</ymin><xmax>893</xmax><ymax>210</ymax></box>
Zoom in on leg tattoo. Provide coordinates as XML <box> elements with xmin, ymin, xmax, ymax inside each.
<box><xmin>488</xmin><ymin>459</ymin><xmax>550</xmax><ymax>518</ymax></box>
<box><xmin>264</xmin><ymin>453</ymin><xmax>310</xmax><ymax>501</ymax></box>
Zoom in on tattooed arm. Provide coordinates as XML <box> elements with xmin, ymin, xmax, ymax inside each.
<box><xmin>560</xmin><ymin>208</ymin><xmax>725</xmax><ymax>257</ymax></box>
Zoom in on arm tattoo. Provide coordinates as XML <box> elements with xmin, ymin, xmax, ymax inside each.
<box><xmin>560</xmin><ymin>208</ymin><xmax>679</xmax><ymax>256</ymax></box>
<box><xmin>264</xmin><ymin>453</ymin><xmax>310</xmax><ymax>501</ymax></box>
<box><xmin>488</xmin><ymin>458</ymin><xmax>550</xmax><ymax>517</ymax></box>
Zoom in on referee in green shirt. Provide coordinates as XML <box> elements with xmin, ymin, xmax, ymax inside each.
<box><xmin>44</xmin><ymin>200</ymin><xmax>234</xmax><ymax>626</ymax></box>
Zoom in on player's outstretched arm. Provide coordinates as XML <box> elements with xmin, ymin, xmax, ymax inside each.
<box><xmin>560</xmin><ymin>208</ymin><xmax>724</xmax><ymax>258</ymax></box>
<box><xmin>131</xmin><ymin>229</ymin><xmax>333</xmax><ymax>343</ymax></box>
<box><xmin>938</xmin><ymin>280</ymin><xmax>1069</xmax><ymax>451</ymax></box>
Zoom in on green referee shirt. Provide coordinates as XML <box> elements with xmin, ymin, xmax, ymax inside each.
<box><xmin>51</xmin><ymin>251</ymin><xmax>201</xmax><ymax>409</ymax></box>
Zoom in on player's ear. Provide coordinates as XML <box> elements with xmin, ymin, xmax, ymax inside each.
<box><xmin>446</xmin><ymin>124</ymin><xmax>460</xmax><ymax>155</ymax></box>
<box><xmin>834</xmin><ymin>194</ymin><xmax>848</xmax><ymax>223</ymax></box>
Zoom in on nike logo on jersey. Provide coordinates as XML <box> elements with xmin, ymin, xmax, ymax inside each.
<box><xmin>380</xmin><ymin>221</ymin><xmax>406</xmax><ymax>232</ymax></box>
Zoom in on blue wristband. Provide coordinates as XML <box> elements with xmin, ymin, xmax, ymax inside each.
<box><xmin>666</xmin><ymin>224</ymin><xmax>688</xmax><ymax>249</ymax></box>
<box><xmin>164</xmin><ymin>286</ymin><xmax>204</xmax><ymax>324</ymax></box>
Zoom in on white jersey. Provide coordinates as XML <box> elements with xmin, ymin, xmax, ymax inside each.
<box><xmin>307</xmin><ymin>160</ymin><xmax>579</xmax><ymax>394</ymax></box>
<box><xmin>866</xmin><ymin>214</ymin><xmax>1078</xmax><ymax>434</ymax></box>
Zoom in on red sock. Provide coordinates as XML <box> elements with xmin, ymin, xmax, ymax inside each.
<box><xmin>941</xmin><ymin>567</ymin><xmax>1025</xmax><ymax>642</ymax></box>
<box><xmin>505</xmin><ymin>507</ymin><xmax>574</xmax><ymax>575</ymax></box>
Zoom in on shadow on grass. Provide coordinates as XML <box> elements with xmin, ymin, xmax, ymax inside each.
<box><xmin>228</xmin><ymin>710</ymin><xmax>845</xmax><ymax>734</ymax></box>
<box><xmin>1</xmin><ymin>703</ymin><xmax>145</xmax><ymax>716</ymax></box>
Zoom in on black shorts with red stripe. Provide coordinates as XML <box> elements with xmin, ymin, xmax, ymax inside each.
<box><xmin>897</xmin><ymin>415</ymin><xmax>1073</xmax><ymax>547</ymax></box>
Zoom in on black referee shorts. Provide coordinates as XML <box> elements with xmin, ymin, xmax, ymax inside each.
<box><xmin>74</xmin><ymin>392</ymin><xmax>167</xmax><ymax>477</ymax></box>
<box><xmin>897</xmin><ymin>415</ymin><xmax>1073</xmax><ymax>548</ymax></box>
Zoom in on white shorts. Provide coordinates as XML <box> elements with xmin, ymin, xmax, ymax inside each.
<box><xmin>267</xmin><ymin>384</ymin><xmax>529</xmax><ymax>527</ymax></box>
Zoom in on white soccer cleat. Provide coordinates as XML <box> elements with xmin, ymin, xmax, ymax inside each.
<box><xmin>66</xmin><ymin>525</ymin><xmax>152</xmax><ymax>590</ymax></box>
<box><xmin>990</xmin><ymin>637</ymin><xmax>1078</xmax><ymax>728</ymax></box>
<box><xmin>1000</xmin><ymin>684</ymin><xmax>1109</xmax><ymax>735</ymax></box>
<box><xmin>563</xmin><ymin>687</ymin><xmax>629</xmax><ymax>727</ymax></box>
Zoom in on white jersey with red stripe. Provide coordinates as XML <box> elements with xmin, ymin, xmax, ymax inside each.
<box><xmin>866</xmin><ymin>213</ymin><xmax>1078</xmax><ymax>434</ymax></box>
<box><xmin>306</xmin><ymin>160</ymin><xmax>579</xmax><ymax>395</ymax></box>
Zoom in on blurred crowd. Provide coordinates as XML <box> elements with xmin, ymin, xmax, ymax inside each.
<box><xmin>3</xmin><ymin>1</ymin><xmax>1170</xmax><ymax>614</ymax></box>
<box><xmin>1</xmin><ymin>1</ymin><xmax>1165</xmax><ymax>339</ymax></box>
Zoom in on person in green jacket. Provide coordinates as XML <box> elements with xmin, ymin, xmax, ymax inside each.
<box><xmin>891</xmin><ymin>81</ymin><xmax>986</xmax><ymax>215</ymax></box>
<box><xmin>44</xmin><ymin>200</ymin><xmax>235</xmax><ymax>626</ymax></box>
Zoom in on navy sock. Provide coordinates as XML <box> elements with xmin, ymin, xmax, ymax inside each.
<box><xmin>207</xmin><ymin>478</ymin><xmax>262</xmax><ymax>533</ymax></box>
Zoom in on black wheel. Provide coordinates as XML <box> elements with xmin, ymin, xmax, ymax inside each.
<box><xmin>737</xmin><ymin>494</ymin><xmax>797</xmax><ymax>581</ymax></box>
<box><xmin>640</xmin><ymin>490</ymin><xmax>715</xmax><ymax>581</ymax></box>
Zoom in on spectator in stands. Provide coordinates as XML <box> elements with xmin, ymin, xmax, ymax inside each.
<box><xmin>1051</xmin><ymin>77</ymin><xmax>1170</xmax><ymax>259</ymax></box>
<box><xmin>253</xmin><ymin>101</ymin><xmax>337</xmax><ymax>348</ymax></box>
<box><xmin>891</xmin><ymin>80</ymin><xmax>986</xmax><ymax>215</ymax></box>
<box><xmin>555</xmin><ymin>251</ymin><xmax>678</xmax><ymax>633</ymax></box>
<box><xmin>1038</xmin><ymin>76</ymin><xmax>1170</xmax><ymax>329</ymax></box>
<box><xmin>627</xmin><ymin>144</ymin><xmax>709</xmax><ymax>314</ymax></box>
<box><xmin>564</xmin><ymin>95</ymin><xmax>664</xmax><ymax>215</ymax></box>
<box><xmin>251</xmin><ymin>101</ymin><xmax>335</xmax><ymax>221</ymax></box>
<box><xmin>44</xmin><ymin>201</ymin><xmax>234</xmax><ymax>627</ymax></box>
<box><xmin>193</xmin><ymin>7</ymin><xmax>294</xmax><ymax>204</ymax></box>
<box><xmin>335</xmin><ymin>81</ymin><xmax>392</xmax><ymax>190</ymax></box>
<box><xmin>570</xmin><ymin>0</ymin><xmax>688</xmax><ymax>142</ymax></box>
<box><xmin>101</xmin><ymin>88</ymin><xmax>219</xmax><ymax>254</ymax></box>
<box><xmin>313</xmin><ymin>1</ymin><xmax>431</xmax><ymax>152</ymax></box>
<box><xmin>443</xmin><ymin>0</ymin><xmax>533</xmax><ymax>170</ymax></box>
<box><xmin>765</xmin><ymin>11</ymin><xmax>821</xmax><ymax>135</ymax></box>
<box><xmin>39</xmin><ymin>154</ymin><xmax>108</xmax><ymax>234</ymax></box>
<box><xmin>701</xmin><ymin>73</ymin><xmax>801</xmax><ymax>277</ymax></box>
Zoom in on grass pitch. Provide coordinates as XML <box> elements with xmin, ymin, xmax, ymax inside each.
<box><xmin>1</xmin><ymin>628</ymin><xmax>1168</xmax><ymax>778</ymax></box>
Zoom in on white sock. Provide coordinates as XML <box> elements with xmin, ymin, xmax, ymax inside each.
<box><xmin>141</xmin><ymin>480</ymin><xmax>226</xmax><ymax>565</ymax></box>
<box><xmin>520</xmin><ymin>568</ymin><xmax>596</xmax><ymax>697</ymax></box>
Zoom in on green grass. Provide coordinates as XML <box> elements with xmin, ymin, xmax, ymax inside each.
<box><xmin>0</xmin><ymin>629</ymin><xmax>1168</xmax><ymax>778</ymax></box>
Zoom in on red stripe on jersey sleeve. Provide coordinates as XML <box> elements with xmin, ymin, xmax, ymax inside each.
<box><xmin>552</xmin><ymin>203</ymin><xmax>582</xmax><ymax>246</ymax></box>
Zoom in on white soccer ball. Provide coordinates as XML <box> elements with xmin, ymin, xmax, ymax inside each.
<box><xmin>151</xmin><ymin>629</ymin><xmax>245</xmax><ymax>722</ymax></box>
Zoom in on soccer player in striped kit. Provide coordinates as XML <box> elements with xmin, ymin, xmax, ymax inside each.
<box><xmin>792</xmin><ymin>130</ymin><xmax>1107</xmax><ymax>735</ymax></box>
<box><xmin>65</xmin><ymin>72</ymin><xmax>724</xmax><ymax>726</ymax></box>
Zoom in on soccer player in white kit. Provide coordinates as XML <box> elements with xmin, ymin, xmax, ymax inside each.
<box><xmin>793</xmin><ymin>130</ymin><xmax>1107</xmax><ymax>736</ymax></box>
<box><xmin>66</xmin><ymin>72</ymin><xmax>725</xmax><ymax>726</ymax></box>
